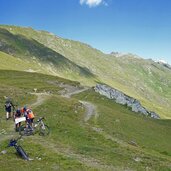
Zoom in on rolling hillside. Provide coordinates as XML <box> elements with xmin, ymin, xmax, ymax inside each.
<box><xmin>0</xmin><ymin>70</ymin><xmax>171</xmax><ymax>171</ymax></box>
<box><xmin>0</xmin><ymin>25</ymin><xmax>171</xmax><ymax>119</ymax></box>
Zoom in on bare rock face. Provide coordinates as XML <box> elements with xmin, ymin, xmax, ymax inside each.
<box><xmin>94</xmin><ymin>84</ymin><xmax>160</xmax><ymax>119</ymax></box>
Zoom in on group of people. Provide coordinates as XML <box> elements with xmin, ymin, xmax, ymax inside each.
<box><xmin>4</xmin><ymin>98</ymin><xmax>35</xmax><ymax>131</ymax></box>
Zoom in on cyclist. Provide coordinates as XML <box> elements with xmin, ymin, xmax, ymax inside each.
<box><xmin>26</xmin><ymin>108</ymin><xmax>35</xmax><ymax>127</ymax></box>
<box><xmin>20</xmin><ymin>106</ymin><xmax>27</xmax><ymax>117</ymax></box>
<box><xmin>5</xmin><ymin>97</ymin><xmax>14</xmax><ymax>120</ymax></box>
<box><xmin>20</xmin><ymin>106</ymin><xmax>31</xmax><ymax>127</ymax></box>
<box><xmin>14</xmin><ymin>108</ymin><xmax>22</xmax><ymax>131</ymax></box>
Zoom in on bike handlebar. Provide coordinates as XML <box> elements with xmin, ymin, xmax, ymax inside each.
<box><xmin>8</xmin><ymin>135</ymin><xmax>23</xmax><ymax>147</ymax></box>
<box><xmin>37</xmin><ymin>117</ymin><xmax>45</xmax><ymax>122</ymax></box>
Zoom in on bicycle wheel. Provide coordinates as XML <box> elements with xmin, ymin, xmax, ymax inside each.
<box><xmin>19</xmin><ymin>124</ymin><xmax>33</xmax><ymax>136</ymax></box>
<box><xmin>39</xmin><ymin>124</ymin><xmax>50</xmax><ymax>136</ymax></box>
<box><xmin>16</xmin><ymin>146</ymin><xmax>29</xmax><ymax>160</ymax></box>
<box><xmin>19</xmin><ymin>124</ymin><xmax>25</xmax><ymax>136</ymax></box>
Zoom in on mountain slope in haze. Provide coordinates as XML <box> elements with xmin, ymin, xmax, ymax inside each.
<box><xmin>0</xmin><ymin>25</ymin><xmax>171</xmax><ymax>119</ymax></box>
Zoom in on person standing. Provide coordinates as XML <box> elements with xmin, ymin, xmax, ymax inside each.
<box><xmin>14</xmin><ymin>108</ymin><xmax>22</xmax><ymax>131</ymax></box>
<box><xmin>26</xmin><ymin>108</ymin><xmax>35</xmax><ymax>127</ymax></box>
<box><xmin>5</xmin><ymin>97</ymin><xmax>14</xmax><ymax>120</ymax></box>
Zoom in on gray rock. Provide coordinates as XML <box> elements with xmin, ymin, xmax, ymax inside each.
<box><xmin>1</xmin><ymin>150</ymin><xmax>7</xmax><ymax>154</ymax></box>
<box><xmin>149</xmin><ymin>111</ymin><xmax>160</xmax><ymax>119</ymax></box>
<box><xmin>94</xmin><ymin>84</ymin><xmax>160</xmax><ymax>119</ymax></box>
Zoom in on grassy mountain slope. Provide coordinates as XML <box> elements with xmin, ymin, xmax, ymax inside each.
<box><xmin>0</xmin><ymin>25</ymin><xmax>171</xmax><ymax>118</ymax></box>
<box><xmin>0</xmin><ymin>27</ymin><xmax>96</xmax><ymax>84</ymax></box>
<box><xmin>0</xmin><ymin>70</ymin><xmax>171</xmax><ymax>171</ymax></box>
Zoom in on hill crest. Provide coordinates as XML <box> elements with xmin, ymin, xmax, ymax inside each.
<box><xmin>0</xmin><ymin>25</ymin><xmax>171</xmax><ymax>119</ymax></box>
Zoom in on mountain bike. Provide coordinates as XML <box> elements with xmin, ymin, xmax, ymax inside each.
<box><xmin>19</xmin><ymin>117</ymin><xmax>50</xmax><ymax>136</ymax></box>
<box><xmin>8</xmin><ymin>135</ymin><xmax>29</xmax><ymax>160</ymax></box>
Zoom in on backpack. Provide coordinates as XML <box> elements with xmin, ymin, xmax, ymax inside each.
<box><xmin>5</xmin><ymin>102</ymin><xmax>11</xmax><ymax>108</ymax></box>
<box><xmin>27</xmin><ymin>110</ymin><xmax>34</xmax><ymax>119</ymax></box>
<box><xmin>15</xmin><ymin>109</ymin><xmax>21</xmax><ymax>117</ymax></box>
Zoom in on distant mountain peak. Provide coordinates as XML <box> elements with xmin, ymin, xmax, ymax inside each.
<box><xmin>155</xmin><ymin>59</ymin><xmax>167</xmax><ymax>64</ymax></box>
<box><xmin>155</xmin><ymin>59</ymin><xmax>171</xmax><ymax>70</ymax></box>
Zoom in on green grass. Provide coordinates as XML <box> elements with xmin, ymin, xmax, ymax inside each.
<box><xmin>0</xmin><ymin>27</ymin><xmax>97</xmax><ymax>85</ymax></box>
<box><xmin>0</xmin><ymin>138</ymin><xmax>91</xmax><ymax>171</ymax></box>
<box><xmin>0</xmin><ymin>25</ymin><xmax>171</xmax><ymax>119</ymax></box>
<box><xmin>73</xmin><ymin>89</ymin><xmax>171</xmax><ymax>169</ymax></box>
<box><xmin>74</xmin><ymin>90</ymin><xmax>171</xmax><ymax>154</ymax></box>
<box><xmin>0</xmin><ymin>23</ymin><xmax>171</xmax><ymax>169</ymax></box>
<box><xmin>0</xmin><ymin>70</ymin><xmax>171</xmax><ymax>170</ymax></box>
<box><xmin>0</xmin><ymin>70</ymin><xmax>91</xmax><ymax>170</ymax></box>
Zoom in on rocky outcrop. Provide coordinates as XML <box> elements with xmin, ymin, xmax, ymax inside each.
<box><xmin>94</xmin><ymin>84</ymin><xmax>160</xmax><ymax>119</ymax></box>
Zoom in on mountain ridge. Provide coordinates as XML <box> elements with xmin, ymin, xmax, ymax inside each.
<box><xmin>0</xmin><ymin>25</ymin><xmax>171</xmax><ymax>118</ymax></box>
<box><xmin>0</xmin><ymin>27</ymin><xmax>171</xmax><ymax>170</ymax></box>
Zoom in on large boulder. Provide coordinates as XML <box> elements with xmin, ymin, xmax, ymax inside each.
<box><xmin>94</xmin><ymin>84</ymin><xmax>160</xmax><ymax>119</ymax></box>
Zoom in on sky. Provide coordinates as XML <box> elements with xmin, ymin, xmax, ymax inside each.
<box><xmin>0</xmin><ymin>0</ymin><xmax>171</xmax><ymax>64</ymax></box>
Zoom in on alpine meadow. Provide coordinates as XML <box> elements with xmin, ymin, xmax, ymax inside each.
<box><xmin>0</xmin><ymin>25</ymin><xmax>171</xmax><ymax>171</ymax></box>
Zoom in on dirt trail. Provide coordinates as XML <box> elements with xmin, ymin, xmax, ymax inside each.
<box><xmin>28</xmin><ymin>86</ymin><xmax>118</xmax><ymax>170</ymax></box>
<box><xmin>59</xmin><ymin>84</ymin><xmax>98</xmax><ymax>122</ymax></box>
<box><xmin>91</xmin><ymin>127</ymin><xmax>130</xmax><ymax>148</ymax></box>
<box><xmin>59</xmin><ymin>84</ymin><xmax>89</xmax><ymax>98</ymax></box>
<box><xmin>30</xmin><ymin>85</ymin><xmax>97</xmax><ymax>122</ymax></box>
<box><xmin>59</xmin><ymin>85</ymin><xmax>131</xmax><ymax>148</ymax></box>
<box><xmin>32</xmin><ymin>137</ymin><xmax>119</xmax><ymax>171</ymax></box>
<box><xmin>80</xmin><ymin>101</ymin><xmax>97</xmax><ymax>122</ymax></box>
<box><xmin>0</xmin><ymin>92</ymin><xmax>50</xmax><ymax>144</ymax></box>
<box><xmin>30</xmin><ymin>92</ymin><xmax>51</xmax><ymax>108</ymax></box>
<box><xmin>0</xmin><ymin>84</ymin><xmax>127</xmax><ymax>169</ymax></box>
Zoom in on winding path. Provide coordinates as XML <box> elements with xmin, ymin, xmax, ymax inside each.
<box><xmin>80</xmin><ymin>101</ymin><xmax>97</xmax><ymax>122</ymax></box>
<box><xmin>59</xmin><ymin>84</ymin><xmax>98</xmax><ymax>122</ymax></box>
<box><xmin>0</xmin><ymin>84</ymin><xmax>126</xmax><ymax>170</ymax></box>
<box><xmin>29</xmin><ymin>85</ymin><xmax>119</xmax><ymax>170</ymax></box>
<box><xmin>59</xmin><ymin>84</ymin><xmax>131</xmax><ymax>148</ymax></box>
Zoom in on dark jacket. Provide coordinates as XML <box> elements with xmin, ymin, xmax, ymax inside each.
<box><xmin>5</xmin><ymin>101</ymin><xmax>13</xmax><ymax>112</ymax></box>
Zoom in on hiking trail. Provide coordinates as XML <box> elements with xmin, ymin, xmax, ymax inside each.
<box><xmin>0</xmin><ymin>83</ymin><xmax>130</xmax><ymax>170</ymax></box>
<box><xmin>30</xmin><ymin>92</ymin><xmax>51</xmax><ymax>108</ymax></box>
<box><xmin>59</xmin><ymin>84</ymin><xmax>98</xmax><ymax>122</ymax></box>
<box><xmin>59</xmin><ymin>84</ymin><xmax>131</xmax><ymax>148</ymax></box>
